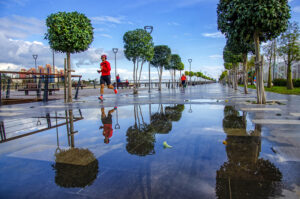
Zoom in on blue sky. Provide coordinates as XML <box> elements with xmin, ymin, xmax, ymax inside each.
<box><xmin>0</xmin><ymin>0</ymin><xmax>299</xmax><ymax>80</ymax></box>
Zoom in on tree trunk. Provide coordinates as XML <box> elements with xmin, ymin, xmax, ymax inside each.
<box><xmin>287</xmin><ymin>53</ymin><xmax>293</xmax><ymax>89</ymax></box>
<box><xmin>64</xmin><ymin>58</ymin><xmax>67</xmax><ymax>103</ymax></box>
<box><xmin>267</xmin><ymin>48</ymin><xmax>273</xmax><ymax>88</ymax></box>
<box><xmin>254</xmin><ymin>32</ymin><xmax>266</xmax><ymax>104</ymax></box>
<box><xmin>243</xmin><ymin>53</ymin><xmax>248</xmax><ymax>94</ymax></box>
<box><xmin>174</xmin><ymin>70</ymin><xmax>176</xmax><ymax>88</ymax></box>
<box><xmin>133</xmin><ymin>60</ymin><xmax>137</xmax><ymax>94</ymax></box>
<box><xmin>67</xmin><ymin>52</ymin><xmax>72</xmax><ymax>103</ymax></box>
<box><xmin>158</xmin><ymin>66</ymin><xmax>163</xmax><ymax>91</ymax></box>
<box><xmin>268</xmin><ymin>61</ymin><xmax>272</xmax><ymax>88</ymax></box>
<box><xmin>233</xmin><ymin>64</ymin><xmax>237</xmax><ymax>90</ymax></box>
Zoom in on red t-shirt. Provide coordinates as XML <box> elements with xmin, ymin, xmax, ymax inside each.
<box><xmin>181</xmin><ymin>75</ymin><xmax>186</xmax><ymax>81</ymax></box>
<box><xmin>100</xmin><ymin>61</ymin><xmax>111</xmax><ymax>76</ymax></box>
<box><xmin>104</xmin><ymin>124</ymin><xmax>113</xmax><ymax>138</ymax></box>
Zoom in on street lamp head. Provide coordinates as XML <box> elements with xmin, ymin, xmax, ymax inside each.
<box><xmin>144</xmin><ymin>26</ymin><xmax>153</xmax><ymax>34</ymax></box>
<box><xmin>112</xmin><ymin>48</ymin><xmax>118</xmax><ymax>53</ymax></box>
<box><xmin>188</xmin><ymin>59</ymin><xmax>192</xmax><ymax>63</ymax></box>
<box><xmin>33</xmin><ymin>54</ymin><xmax>38</xmax><ymax>60</ymax></box>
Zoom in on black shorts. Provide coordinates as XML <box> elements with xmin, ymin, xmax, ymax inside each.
<box><xmin>100</xmin><ymin>75</ymin><xmax>111</xmax><ymax>85</ymax></box>
<box><xmin>182</xmin><ymin>80</ymin><xmax>186</xmax><ymax>85</ymax></box>
<box><xmin>101</xmin><ymin>114</ymin><xmax>112</xmax><ymax>124</ymax></box>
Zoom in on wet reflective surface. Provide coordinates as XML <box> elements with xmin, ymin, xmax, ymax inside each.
<box><xmin>0</xmin><ymin>104</ymin><xmax>299</xmax><ymax>198</ymax></box>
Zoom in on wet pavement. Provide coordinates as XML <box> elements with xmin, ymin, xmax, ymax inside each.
<box><xmin>0</xmin><ymin>83</ymin><xmax>300</xmax><ymax>199</ymax></box>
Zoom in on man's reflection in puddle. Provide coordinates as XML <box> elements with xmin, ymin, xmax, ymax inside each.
<box><xmin>216</xmin><ymin>106</ymin><xmax>282</xmax><ymax>198</ymax></box>
<box><xmin>100</xmin><ymin>107</ymin><xmax>116</xmax><ymax>144</ymax></box>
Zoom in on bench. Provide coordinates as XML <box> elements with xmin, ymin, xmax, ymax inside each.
<box><xmin>18</xmin><ymin>83</ymin><xmax>59</xmax><ymax>95</ymax></box>
<box><xmin>113</xmin><ymin>82</ymin><xmax>134</xmax><ymax>89</ymax></box>
<box><xmin>72</xmin><ymin>82</ymin><xmax>87</xmax><ymax>89</ymax></box>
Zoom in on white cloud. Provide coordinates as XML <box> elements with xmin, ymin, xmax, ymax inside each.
<box><xmin>0</xmin><ymin>15</ymin><xmax>44</xmax><ymax>39</ymax></box>
<box><xmin>209</xmin><ymin>54</ymin><xmax>222</xmax><ymax>59</ymax></box>
<box><xmin>168</xmin><ymin>22</ymin><xmax>180</xmax><ymax>26</ymax></box>
<box><xmin>293</xmin><ymin>6</ymin><xmax>300</xmax><ymax>13</ymax></box>
<box><xmin>91</xmin><ymin>16</ymin><xmax>124</xmax><ymax>24</ymax></box>
<box><xmin>0</xmin><ymin>63</ymin><xmax>22</xmax><ymax>71</ymax></box>
<box><xmin>0</xmin><ymin>32</ymin><xmax>125</xmax><ymax>72</ymax></box>
<box><xmin>202</xmin><ymin>32</ymin><xmax>224</xmax><ymax>38</ymax></box>
<box><xmin>99</xmin><ymin>34</ymin><xmax>112</xmax><ymax>39</ymax></box>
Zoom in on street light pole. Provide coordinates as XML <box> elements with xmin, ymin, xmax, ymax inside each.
<box><xmin>188</xmin><ymin>59</ymin><xmax>192</xmax><ymax>85</ymax></box>
<box><xmin>33</xmin><ymin>54</ymin><xmax>38</xmax><ymax>71</ymax></box>
<box><xmin>144</xmin><ymin>25</ymin><xmax>153</xmax><ymax>93</ymax></box>
<box><xmin>112</xmin><ymin>48</ymin><xmax>118</xmax><ymax>84</ymax></box>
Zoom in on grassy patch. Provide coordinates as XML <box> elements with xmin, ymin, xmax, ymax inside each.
<box><xmin>239</xmin><ymin>85</ymin><xmax>300</xmax><ymax>95</ymax></box>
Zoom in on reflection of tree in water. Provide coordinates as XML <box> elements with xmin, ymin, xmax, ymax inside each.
<box><xmin>222</xmin><ymin>106</ymin><xmax>247</xmax><ymax>135</ymax></box>
<box><xmin>165</xmin><ymin>104</ymin><xmax>185</xmax><ymax>122</ymax></box>
<box><xmin>126</xmin><ymin>105</ymin><xmax>156</xmax><ymax>156</ymax></box>
<box><xmin>53</xmin><ymin>148</ymin><xmax>99</xmax><ymax>188</ymax></box>
<box><xmin>216</xmin><ymin>106</ymin><xmax>282</xmax><ymax>198</ymax></box>
<box><xmin>53</xmin><ymin>109</ymin><xmax>99</xmax><ymax>188</ymax></box>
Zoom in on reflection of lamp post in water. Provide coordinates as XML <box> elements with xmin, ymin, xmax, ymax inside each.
<box><xmin>32</xmin><ymin>54</ymin><xmax>38</xmax><ymax>71</ymax></box>
<box><xmin>144</xmin><ymin>26</ymin><xmax>153</xmax><ymax>93</ymax></box>
<box><xmin>112</xmin><ymin>48</ymin><xmax>118</xmax><ymax>84</ymax></box>
<box><xmin>115</xmin><ymin>108</ymin><xmax>120</xmax><ymax>129</ymax></box>
<box><xmin>188</xmin><ymin>59</ymin><xmax>192</xmax><ymax>85</ymax></box>
<box><xmin>188</xmin><ymin>104</ymin><xmax>192</xmax><ymax>113</ymax></box>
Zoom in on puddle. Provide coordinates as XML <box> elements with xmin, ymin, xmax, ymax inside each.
<box><xmin>0</xmin><ymin>104</ymin><xmax>298</xmax><ymax>198</ymax></box>
<box><xmin>190</xmin><ymin>99</ymin><xmax>223</xmax><ymax>103</ymax></box>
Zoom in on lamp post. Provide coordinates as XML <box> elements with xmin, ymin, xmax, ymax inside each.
<box><xmin>144</xmin><ymin>25</ymin><xmax>153</xmax><ymax>93</ymax></box>
<box><xmin>112</xmin><ymin>48</ymin><xmax>118</xmax><ymax>84</ymax></box>
<box><xmin>33</xmin><ymin>54</ymin><xmax>38</xmax><ymax>71</ymax></box>
<box><xmin>188</xmin><ymin>59</ymin><xmax>192</xmax><ymax>85</ymax></box>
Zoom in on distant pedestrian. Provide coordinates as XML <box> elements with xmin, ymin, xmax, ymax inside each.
<box><xmin>181</xmin><ymin>74</ymin><xmax>187</xmax><ymax>88</ymax></box>
<box><xmin>116</xmin><ymin>74</ymin><xmax>121</xmax><ymax>83</ymax></box>
<box><xmin>97</xmin><ymin>55</ymin><xmax>117</xmax><ymax>101</ymax></box>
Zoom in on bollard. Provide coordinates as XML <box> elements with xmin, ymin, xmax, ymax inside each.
<box><xmin>43</xmin><ymin>76</ymin><xmax>49</xmax><ymax>102</ymax></box>
<box><xmin>6</xmin><ymin>78</ymin><xmax>11</xmax><ymax>99</ymax></box>
<box><xmin>74</xmin><ymin>77</ymin><xmax>81</xmax><ymax>99</ymax></box>
<box><xmin>93</xmin><ymin>80</ymin><xmax>96</xmax><ymax>89</ymax></box>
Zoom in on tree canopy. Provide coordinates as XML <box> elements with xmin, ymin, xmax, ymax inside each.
<box><xmin>217</xmin><ymin>0</ymin><xmax>291</xmax><ymax>43</ymax></box>
<box><xmin>45</xmin><ymin>11</ymin><xmax>94</xmax><ymax>53</ymax></box>
<box><xmin>123</xmin><ymin>29</ymin><xmax>154</xmax><ymax>62</ymax></box>
<box><xmin>150</xmin><ymin>45</ymin><xmax>171</xmax><ymax>68</ymax></box>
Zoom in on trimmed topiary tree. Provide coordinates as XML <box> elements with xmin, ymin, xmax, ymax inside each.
<box><xmin>45</xmin><ymin>11</ymin><xmax>94</xmax><ymax>102</ymax></box>
<box><xmin>150</xmin><ymin>45</ymin><xmax>171</xmax><ymax>91</ymax></box>
<box><xmin>123</xmin><ymin>29</ymin><xmax>154</xmax><ymax>94</ymax></box>
<box><xmin>217</xmin><ymin>0</ymin><xmax>290</xmax><ymax>104</ymax></box>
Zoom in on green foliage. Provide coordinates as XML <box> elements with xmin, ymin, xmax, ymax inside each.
<box><xmin>223</xmin><ymin>42</ymin><xmax>243</xmax><ymax>65</ymax></box>
<box><xmin>273</xmin><ymin>78</ymin><xmax>300</xmax><ymax>87</ymax></box>
<box><xmin>277</xmin><ymin>21</ymin><xmax>300</xmax><ymax>65</ymax></box>
<box><xmin>189</xmin><ymin>71</ymin><xmax>194</xmax><ymax>77</ymax></box>
<box><xmin>45</xmin><ymin>11</ymin><xmax>94</xmax><ymax>53</ymax></box>
<box><xmin>123</xmin><ymin>29</ymin><xmax>154</xmax><ymax>62</ymax></box>
<box><xmin>272</xmin><ymin>78</ymin><xmax>287</xmax><ymax>86</ymax></box>
<box><xmin>219</xmin><ymin>71</ymin><xmax>228</xmax><ymax>81</ymax></box>
<box><xmin>217</xmin><ymin>0</ymin><xmax>291</xmax><ymax>43</ymax></box>
<box><xmin>167</xmin><ymin>54</ymin><xmax>182</xmax><ymax>71</ymax></box>
<box><xmin>184</xmin><ymin>71</ymin><xmax>189</xmax><ymax>76</ymax></box>
<box><xmin>150</xmin><ymin>45</ymin><xmax>171</xmax><ymax>68</ymax></box>
<box><xmin>178</xmin><ymin>62</ymin><xmax>184</xmax><ymax>71</ymax></box>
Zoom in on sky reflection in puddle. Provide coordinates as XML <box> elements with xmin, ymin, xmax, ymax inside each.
<box><xmin>0</xmin><ymin>104</ymin><xmax>298</xmax><ymax>198</ymax></box>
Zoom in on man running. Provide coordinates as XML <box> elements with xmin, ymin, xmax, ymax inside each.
<box><xmin>181</xmin><ymin>74</ymin><xmax>187</xmax><ymax>88</ymax></box>
<box><xmin>97</xmin><ymin>54</ymin><xmax>117</xmax><ymax>101</ymax></box>
<box><xmin>99</xmin><ymin>107</ymin><xmax>117</xmax><ymax>144</ymax></box>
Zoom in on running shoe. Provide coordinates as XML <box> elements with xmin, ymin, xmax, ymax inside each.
<box><xmin>98</xmin><ymin>96</ymin><xmax>104</xmax><ymax>101</ymax></box>
<box><xmin>114</xmin><ymin>88</ymin><xmax>118</xmax><ymax>94</ymax></box>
